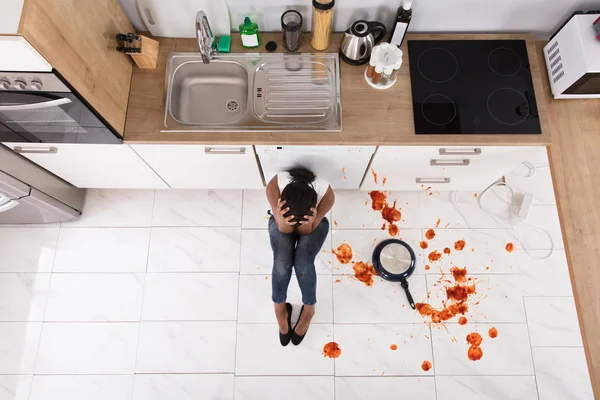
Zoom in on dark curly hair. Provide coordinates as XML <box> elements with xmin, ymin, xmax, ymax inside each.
<box><xmin>281</xmin><ymin>167</ymin><xmax>318</xmax><ymax>224</ymax></box>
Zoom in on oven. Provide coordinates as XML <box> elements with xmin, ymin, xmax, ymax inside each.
<box><xmin>0</xmin><ymin>70</ymin><xmax>122</xmax><ymax>144</ymax></box>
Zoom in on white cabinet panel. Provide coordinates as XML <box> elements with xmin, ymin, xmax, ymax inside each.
<box><xmin>1</xmin><ymin>143</ymin><xmax>167</xmax><ymax>189</ymax></box>
<box><xmin>363</xmin><ymin>146</ymin><xmax>543</xmax><ymax>191</ymax></box>
<box><xmin>0</xmin><ymin>0</ymin><xmax>25</xmax><ymax>34</ymax></box>
<box><xmin>0</xmin><ymin>36</ymin><xmax>51</xmax><ymax>71</ymax></box>
<box><xmin>131</xmin><ymin>144</ymin><xmax>264</xmax><ymax>189</ymax></box>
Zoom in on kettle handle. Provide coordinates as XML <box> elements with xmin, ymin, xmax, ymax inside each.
<box><xmin>368</xmin><ymin>21</ymin><xmax>387</xmax><ymax>44</ymax></box>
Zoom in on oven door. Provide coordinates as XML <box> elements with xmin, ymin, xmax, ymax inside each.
<box><xmin>0</xmin><ymin>91</ymin><xmax>121</xmax><ymax>144</ymax></box>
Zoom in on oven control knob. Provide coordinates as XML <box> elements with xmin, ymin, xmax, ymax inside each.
<box><xmin>0</xmin><ymin>79</ymin><xmax>10</xmax><ymax>90</ymax></box>
<box><xmin>13</xmin><ymin>80</ymin><xmax>27</xmax><ymax>90</ymax></box>
<box><xmin>29</xmin><ymin>80</ymin><xmax>43</xmax><ymax>91</ymax></box>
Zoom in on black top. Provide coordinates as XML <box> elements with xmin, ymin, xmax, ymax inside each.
<box><xmin>407</xmin><ymin>40</ymin><xmax>542</xmax><ymax>135</ymax></box>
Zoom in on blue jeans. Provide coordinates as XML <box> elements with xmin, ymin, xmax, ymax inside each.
<box><xmin>269</xmin><ymin>217</ymin><xmax>329</xmax><ymax>306</ymax></box>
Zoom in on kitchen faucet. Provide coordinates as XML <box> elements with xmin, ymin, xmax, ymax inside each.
<box><xmin>196</xmin><ymin>11</ymin><xmax>215</xmax><ymax>64</ymax></box>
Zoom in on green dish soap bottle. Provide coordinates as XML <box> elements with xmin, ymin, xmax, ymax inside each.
<box><xmin>239</xmin><ymin>17</ymin><xmax>260</xmax><ymax>48</ymax></box>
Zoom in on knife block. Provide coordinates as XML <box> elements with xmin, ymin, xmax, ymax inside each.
<box><xmin>129</xmin><ymin>35</ymin><xmax>159</xmax><ymax>69</ymax></box>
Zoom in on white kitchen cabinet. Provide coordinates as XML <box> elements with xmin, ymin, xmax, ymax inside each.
<box><xmin>255</xmin><ymin>145</ymin><xmax>377</xmax><ymax>190</ymax></box>
<box><xmin>0</xmin><ymin>0</ymin><xmax>25</xmax><ymax>34</ymax></box>
<box><xmin>0</xmin><ymin>36</ymin><xmax>51</xmax><ymax>72</ymax></box>
<box><xmin>131</xmin><ymin>144</ymin><xmax>264</xmax><ymax>189</ymax></box>
<box><xmin>362</xmin><ymin>146</ymin><xmax>543</xmax><ymax>191</ymax></box>
<box><xmin>1</xmin><ymin>143</ymin><xmax>168</xmax><ymax>189</ymax></box>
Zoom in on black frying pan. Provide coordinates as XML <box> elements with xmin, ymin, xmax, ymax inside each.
<box><xmin>372</xmin><ymin>239</ymin><xmax>417</xmax><ymax>309</ymax></box>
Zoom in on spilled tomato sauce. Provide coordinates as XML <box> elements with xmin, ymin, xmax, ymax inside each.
<box><xmin>353</xmin><ymin>261</ymin><xmax>378</xmax><ymax>287</ymax></box>
<box><xmin>505</xmin><ymin>242</ymin><xmax>514</xmax><ymax>253</ymax></box>
<box><xmin>435</xmin><ymin>218</ymin><xmax>441</xmax><ymax>228</ymax></box>
<box><xmin>466</xmin><ymin>332</ymin><xmax>482</xmax><ymax>346</ymax></box>
<box><xmin>332</xmin><ymin>243</ymin><xmax>353</xmax><ymax>264</ymax></box>
<box><xmin>428</xmin><ymin>250</ymin><xmax>442</xmax><ymax>262</ymax></box>
<box><xmin>323</xmin><ymin>342</ymin><xmax>342</xmax><ymax>358</ymax></box>
<box><xmin>443</xmin><ymin>247</ymin><xmax>451</xmax><ymax>255</ymax></box>
<box><xmin>419</xmin><ymin>241</ymin><xmax>429</xmax><ymax>249</ymax></box>
<box><xmin>415</xmin><ymin>302</ymin><xmax>469</xmax><ymax>324</ymax></box>
<box><xmin>454</xmin><ymin>239</ymin><xmax>466</xmax><ymax>251</ymax></box>
<box><xmin>424</xmin><ymin>264</ymin><xmax>431</xmax><ymax>271</ymax></box>
<box><xmin>342</xmin><ymin>167</ymin><xmax>347</xmax><ymax>183</ymax></box>
<box><xmin>371</xmin><ymin>168</ymin><xmax>378</xmax><ymax>185</ymax></box>
<box><xmin>382</xmin><ymin>177</ymin><xmax>387</xmax><ymax>186</ymax></box>
<box><xmin>447</xmin><ymin>284</ymin><xmax>476</xmax><ymax>302</ymax></box>
<box><xmin>458</xmin><ymin>316</ymin><xmax>468</xmax><ymax>325</ymax></box>
<box><xmin>334</xmin><ymin>220</ymin><xmax>339</xmax><ymax>227</ymax></box>
<box><xmin>368</xmin><ymin>191</ymin><xmax>387</xmax><ymax>211</ymax></box>
<box><xmin>381</xmin><ymin>200</ymin><xmax>401</xmax><ymax>224</ymax></box>
<box><xmin>450</xmin><ymin>267</ymin><xmax>468</xmax><ymax>283</ymax></box>
<box><xmin>468</xmin><ymin>345</ymin><xmax>483</xmax><ymax>361</ymax></box>
<box><xmin>488</xmin><ymin>327</ymin><xmax>498</xmax><ymax>338</ymax></box>
<box><xmin>425</xmin><ymin>229</ymin><xmax>436</xmax><ymax>240</ymax></box>
<box><xmin>390</xmin><ymin>344</ymin><xmax>398</xmax><ymax>351</ymax></box>
<box><xmin>421</xmin><ymin>360</ymin><xmax>432</xmax><ymax>371</ymax></box>
<box><xmin>388</xmin><ymin>224</ymin><xmax>399</xmax><ymax>237</ymax></box>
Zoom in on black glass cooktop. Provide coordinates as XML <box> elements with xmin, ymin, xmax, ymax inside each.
<box><xmin>407</xmin><ymin>40</ymin><xmax>542</xmax><ymax>135</ymax></box>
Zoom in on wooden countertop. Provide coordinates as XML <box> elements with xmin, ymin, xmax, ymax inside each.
<box><xmin>536</xmin><ymin>42</ymin><xmax>600</xmax><ymax>398</ymax></box>
<box><xmin>124</xmin><ymin>33</ymin><xmax>551</xmax><ymax>145</ymax></box>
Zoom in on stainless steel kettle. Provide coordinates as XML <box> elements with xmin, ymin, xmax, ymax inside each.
<box><xmin>339</xmin><ymin>20</ymin><xmax>386</xmax><ymax>65</ymax></box>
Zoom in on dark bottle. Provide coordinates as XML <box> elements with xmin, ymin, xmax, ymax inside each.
<box><xmin>389</xmin><ymin>0</ymin><xmax>412</xmax><ymax>47</ymax></box>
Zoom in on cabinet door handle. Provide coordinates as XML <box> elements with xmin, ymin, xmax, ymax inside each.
<box><xmin>13</xmin><ymin>146</ymin><xmax>58</xmax><ymax>154</ymax></box>
<box><xmin>416</xmin><ymin>177</ymin><xmax>451</xmax><ymax>184</ymax></box>
<box><xmin>205</xmin><ymin>147</ymin><xmax>246</xmax><ymax>155</ymax></box>
<box><xmin>430</xmin><ymin>159</ymin><xmax>470</xmax><ymax>166</ymax></box>
<box><xmin>438</xmin><ymin>148</ymin><xmax>481</xmax><ymax>156</ymax></box>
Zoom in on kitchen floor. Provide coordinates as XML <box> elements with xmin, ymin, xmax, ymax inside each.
<box><xmin>0</xmin><ymin>153</ymin><xmax>593</xmax><ymax>400</ymax></box>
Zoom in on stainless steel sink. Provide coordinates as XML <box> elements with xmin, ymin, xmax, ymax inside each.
<box><xmin>163</xmin><ymin>53</ymin><xmax>342</xmax><ymax>132</ymax></box>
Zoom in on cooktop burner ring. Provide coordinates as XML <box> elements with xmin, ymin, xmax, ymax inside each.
<box><xmin>421</xmin><ymin>94</ymin><xmax>457</xmax><ymax>126</ymax></box>
<box><xmin>488</xmin><ymin>47</ymin><xmax>522</xmax><ymax>77</ymax></box>
<box><xmin>487</xmin><ymin>87</ymin><xmax>529</xmax><ymax>126</ymax></box>
<box><xmin>417</xmin><ymin>48</ymin><xmax>459</xmax><ymax>83</ymax></box>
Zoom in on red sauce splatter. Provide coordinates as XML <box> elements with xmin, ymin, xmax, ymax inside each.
<box><xmin>323</xmin><ymin>342</ymin><xmax>342</xmax><ymax>358</ymax></box>
<box><xmin>435</xmin><ymin>218</ymin><xmax>441</xmax><ymax>228</ymax></box>
<box><xmin>381</xmin><ymin>200</ymin><xmax>401</xmax><ymax>224</ymax></box>
<box><xmin>454</xmin><ymin>240</ymin><xmax>466</xmax><ymax>251</ymax></box>
<box><xmin>369</xmin><ymin>191</ymin><xmax>387</xmax><ymax>211</ymax></box>
<box><xmin>342</xmin><ymin>168</ymin><xmax>347</xmax><ymax>183</ymax></box>
<box><xmin>334</xmin><ymin>220</ymin><xmax>339</xmax><ymax>227</ymax></box>
<box><xmin>468</xmin><ymin>345</ymin><xmax>483</xmax><ymax>361</ymax></box>
<box><xmin>428</xmin><ymin>250</ymin><xmax>442</xmax><ymax>262</ymax></box>
<box><xmin>505</xmin><ymin>242</ymin><xmax>514</xmax><ymax>253</ymax></box>
<box><xmin>334</xmin><ymin>279</ymin><xmax>341</xmax><ymax>283</ymax></box>
<box><xmin>416</xmin><ymin>302</ymin><xmax>469</xmax><ymax>324</ymax></box>
<box><xmin>353</xmin><ymin>261</ymin><xmax>378</xmax><ymax>287</ymax></box>
<box><xmin>381</xmin><ymin>223</ymin><xmax>387</xmax><ymax>230</ymax></box>
<box><xmin>371</xmin><ymin>168</ymin><xmax>378</xmax><ymax>185</ymax></box>
<box><xmin>458</xmin><ymin>316</ymin><xmax>468</xmax><ymax>325</ymax></box>
<box><xmin>450</xmin><ymin>267</ymin><xmax>468</xmax><ymax>283</ymax></box>
<box><xmin>466</xmin><ymin>332</ymin><xmax>482</xmax><ymax>347</ymax></box>
<box><xmin>488</xmin><ymin>327</ymin><xmax>498</xmax><ymax>338</ymax></box>
<box><xmin>447</xmin><ymin>284</ymin><xmax>476</xmax><ymax>302</ymax></box>
<box><xmin>425</xmin><ymin>229</ymin><xmax>436</xmax><ymax>240</ymax></box>
<box><xmin>419</xmin><ymin>241</ymin><xmax>429</xmax><ymax>249</ymax></box>
<box><xmin>332</xmin><ymin>243</ymin><xmax>353</xmax><ymax>264</ymax></box>
<box><xmin>383</xmin><ymin>177</ymin><xmax>387</xmax><ymax>186</ymax></box>
<box><xmin>474</xmin><ymin>193</ymin><xmax>478</xmax><ymax>198</ymax></box>
<box><xmin>390</xmin><ymin>344</ymin><xmax>398</xmax><ymax>351</ymax></box>
<box><xmin>424</xmin><ymin>265</ymin><xmax>431</xmax><ymax>271</ymax></box>
<box><xmin>421</xmin><ymin>360</ymin><xmax>432</xmax><ymax>371</ymax></box>
<box><xmin>443</xmin><ymin>247</ymin><xmax>451</xmax><ymax>255</ymax></box>
<box><xmin>388</xmin><ymin>224</ymin><xmax>399</xmax><ymax>237</ymax></box>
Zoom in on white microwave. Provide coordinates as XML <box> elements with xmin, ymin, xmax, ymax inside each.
<box><xmin>544</xmin><ymin>13</ymin><xmax>600</xmax><ymax>99</ymax></box>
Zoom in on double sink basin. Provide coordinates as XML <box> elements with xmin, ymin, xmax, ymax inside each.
<box><xmin>163</xmin><ymin>52</ymin><xmax>342</xmax><ymax>132</ymax></box>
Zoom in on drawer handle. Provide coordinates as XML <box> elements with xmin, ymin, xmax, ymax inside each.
<box><xmin>439</xmin><ymin>148</ymin><xmax>481</xmax><ymax>156</ymax></box>
<box><xmin>13</xmin><ymin>146</ymin><xmax>58</xmax><ymax>154</ymax></box>
<box><xmin>416</xmin><ymin>177</ymin><xmax>451</xmax><ymax>184</ymax></box>
<box><xmin>430</xmin><ymin>159</ymin><xmax>470</xmax><ymax>166</ymax></box>
<box><xmin>205</xmin><ymin>147</ymin><xmax>246</xmax><ymax>155</ymax></box>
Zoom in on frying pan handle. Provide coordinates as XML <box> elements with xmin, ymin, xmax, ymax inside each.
<box><xmin>401</xmin><ymin>279</ymin><xmax>416</xmax><ymax>309</ymax></box>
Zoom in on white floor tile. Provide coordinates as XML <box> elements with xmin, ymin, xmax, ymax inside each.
<box><xmin>425</xmin><ymin>274</ymin><xmax>526</xmax><ymax>323</ymax></box>
<box><xmin>53</xmin><ymin>228</ymin><xmax>150</xmax><ymax>273</ymax></box>
<box><xmin>235</xmin><ymin>323</ymin><xmax>334</xmax><ymax>376</ymax></box>
<box><xmin>0</xmin><ymin>228</ymin><xmax>58</xmax><ymax>272</ymax></box>
<box><xmin>242</xmin><ymin>190</ymin><xmax>271</xmax><ymax>229</ymax></box>
<box><xmin>333</xmin><ymin>324</ymin><xmax>433</xmax><ymax>376</ymax></box>
<box><xmin>238</xmin><ymin>274</ymin><xmax>333</xmax><ymax>324</ymax></box>
<box><xmin>136</xmin><ymin>321</ymin><xmax>236</xmax><ymax>373</ymax></box>
<box><xmin>431</xmin><ymin>323</ymin><xmax>534</xmax><ymax>375</ymax></box>
<box><xmin>335</xmin><ymin>377</ymin><xmax>436</xmax><ymax>400</ymax></box>
<box><xmin>152</xmin><ymin>190</ymin><xmax>242</xmax><ymax>227</ymax></box>
<box><xmin>63</xmin><ymin>189</ymin><xmax>154</xmax><ymax>227</ymax></box>
<box><xmin>515</xmin><ymin>205</ymin><xmax>564</xmax><ymax>250</ymax></box>
<box><xmin>422</xmin><ymin>229</ymin><xmax>519</xmax><ymax>274</ymax></box>
<box><xmin>0</xmin><ymin>375</ymin><xmax>31</xmax><ymax>400</ymax></box>
<box><xmin>44</xmin><ymin>274</ymin><xmax>144</xmax><ymax>322</ymax></box>
<box><xmin>517</xmin><ymin>250</ymin><xmax>573</xmax><ymax>296</ymax></box>
<box><xmin>0</xmin><ymin>322</ymin><xmax>41</xmax><ymax>374</ymax></box>
<box><xmin>533</xmin><ymin>347</ymin><xmax>593</xmax><ymax>400</ymax></box>
<box><xmin>332</xmin><ymin>191</ymin><xmax>423</xmax><ymax>229</ymax></box>
<box><xmin>420</xmin><ymin>189</ymin><xmax>513</xmax><ymax>229</ymax></box>
<box><xmin>331</xmin><ymin>229</ymin><xmax>425</xmax><ymax>274</ymax></box>
<box><xmin>525</xmin><ymin>297</ymin><xmax>582</xmax><ymax>346</ymax></box>
<box><xmin>235</xmin><ymin>376</ymin><xmax>334</xmax><ymax>400</ymax></box>
<box><xmin>29</xmin><ymin>375</ymin><xmax>134</xmax><ymax>400</ymax></box>
<box><xmin>506</xmin><ymin>163</ymin><xmax>556</xmax><ymax>205</ymax></box>
<box><xmin>147</xmin><ymin>227</ymin><xmax>241</xmax><ymax>272</ymax></box>
<box><xmin>333</xmin><ymin>275</ymin><xmax>427</xmax><ymax>323</ymax></box>
<box><xmin>142</xmin><ymin>273</ymin><xmax>238</xmax><ymax>321</ymax></box>
<box><xmin>133</xmin><ymin>374</ymin><xmax>234</xmax><ymax>400</ymax></box>
<box><xmin>524</xmin><ymin>147</ymin><xmax>549</xmax><ymax>165</ymax></box>
<box><xmin>435</xmin><ymin>376</ymin><xmax>538</xmax><ymax>400</ymax></box>
<box><xmin>240</xmin><ymin>229</ymin><xmax>332</xmax><ymax>275</ymax></box>
<box><xmin>35</xmin><ymin>323</ymin><xmax>138</xmax><ymax>374</ymax></box>
<box><xmin>0</xmin><ymin>274</ymin><xmax>50</xmax><ymax>321</ymax></box>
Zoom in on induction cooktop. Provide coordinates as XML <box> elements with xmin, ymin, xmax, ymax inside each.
<box><xmin>407</xmin><ymin>40</ymin><xmax>542</xmax><ymax>135</ymax></box>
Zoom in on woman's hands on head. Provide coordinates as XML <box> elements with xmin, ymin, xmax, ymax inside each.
<box><xmin>275</xmin><ymin>198</ymin><xmax>297</xmax><ymax>234</ymax></box>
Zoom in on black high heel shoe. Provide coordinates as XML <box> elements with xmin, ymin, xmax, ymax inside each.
<box><xmin>292</xmin><ymin>305</ymin><xmax>309</xmax><ymax>346</ymax></box>
<box><xmin>279</xmin><ymin>303</ymin><xmax>293</xmax><ymax>346</ymax></box>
